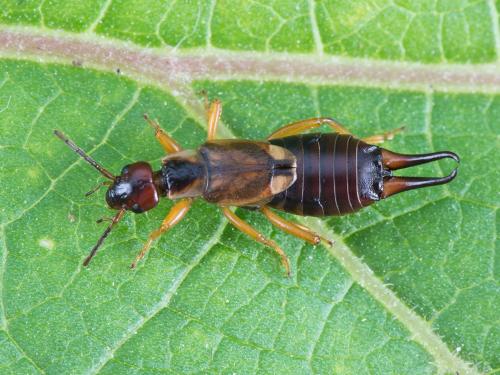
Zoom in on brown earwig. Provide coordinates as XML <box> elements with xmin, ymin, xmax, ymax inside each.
<box><xmin>54</xmin><ymin>99</ymin><xmax>459</xmax><ymax>276</ymax></box>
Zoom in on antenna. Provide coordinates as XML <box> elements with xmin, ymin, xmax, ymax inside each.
<box><xmin>54</xmin><ymin>130</ymin><xmax>115</xmax><ymax>180</ymax></box>
<box><xmin>83</xmin><ymin>208</ymin><xmax>126</xmax><ymax>266</ymax></box>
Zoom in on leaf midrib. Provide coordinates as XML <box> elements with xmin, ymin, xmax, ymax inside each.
<box><xmin>0</xmin><ymin>26</ymin><xmax>499</xmax><ymax>94</ymax></box>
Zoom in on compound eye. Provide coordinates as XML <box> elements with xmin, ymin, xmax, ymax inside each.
<box><xmin>115</xmin><ymin>182</ymin><xmax>133</xmax><ymax>199</ymax></box>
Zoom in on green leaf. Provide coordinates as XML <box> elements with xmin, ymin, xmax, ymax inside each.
<box><xmin>0</xmin><ymin>1</ymin><xmax>498</xmax><ymax>374</ymax></box>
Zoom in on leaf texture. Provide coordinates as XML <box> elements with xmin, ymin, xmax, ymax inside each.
<box><xmin>0</xmin><ymin>1</ymin><xmax>498</xmax><ymax>374</ymax></box>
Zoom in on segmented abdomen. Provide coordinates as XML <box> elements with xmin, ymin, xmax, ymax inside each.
<box><xmin>268</xmin><ymin>133</ymin><xmax>380</xmax><ymax>216</ymax></box>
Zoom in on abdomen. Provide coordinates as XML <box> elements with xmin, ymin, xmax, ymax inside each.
<box><xmin>268</xmin><ymin>133</ymin><xmax>381</xmax><ymax>216</ymax></box>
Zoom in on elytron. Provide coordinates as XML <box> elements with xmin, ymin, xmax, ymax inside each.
<box><xmin>55</xmin><ymin>99</ymin><xmax>459</xmax><ymax>275</ymax></box>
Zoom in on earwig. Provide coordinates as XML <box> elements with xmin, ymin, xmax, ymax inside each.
<box><xmin>54</xmin><ymin>100</ymin><xmax>459</xmax><ymax>276</ymax></box>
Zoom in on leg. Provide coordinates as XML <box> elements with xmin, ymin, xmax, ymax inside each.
<box><xmin>361</xmin><ymin>126</ymin><xmax>405</xmax><ymax>144</ymax></box>
<box><xmin>260</xmin><ymin>206</ymin><xmax>332</xmax><ymax>246</ymax></box>
<box><xmin>206</xmin><ymin>99</ymin><xmax>222</xmax><ymax>141</ymax></box>
<box><xmin>267</xmin><ymin>117</ymin><xmax>351</xmax><ymax>140</ymax></box>
<box><xmin>144</xmin><ymin>114</ymin><xmax>182</xmax><ymax>153</ymax></box>
<box><xmin>221</xmin><ymin>207</ymin><xmax>291</xmax><ymax>276</ymax></box>
<box><xmin>130</xmin><ymin>198</ymin><xmax>192</xmax><ymax>269</ymax></box>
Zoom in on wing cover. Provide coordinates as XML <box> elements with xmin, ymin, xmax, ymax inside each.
<box><xmin>199</xmin><ymin>140</ymin><xmax>296</xmax><ymax>206</ymax></box>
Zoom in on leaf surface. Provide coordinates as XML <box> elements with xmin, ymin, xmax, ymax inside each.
<box><xmin>0</xmin><ymin>1</ymin><xmax>498</xmax><ymax>374</ymax></box>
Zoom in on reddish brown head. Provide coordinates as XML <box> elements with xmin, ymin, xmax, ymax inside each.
<box><xmin>54</xmin><ymin>130</ymin><xmax>161</xmax><ymax>266</ymax></box>
<box><xmin>106</xmin><ymin>162</ymin><xmax>159</xmax><ymax>213</ymax></box>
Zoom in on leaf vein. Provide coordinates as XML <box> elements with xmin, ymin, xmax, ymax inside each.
<box><xmin>86</xmin><ymin>217</ymin><xmax>228</xmax><ymax>374</ymax></box>
<box><xmin>3</xmin><ymin>326</ymin><xmax>46</xmax><ymax>373</ymax></box>
<box><xmin>308</xmin><ymin>0</ymin><xmax>323</xmax><ymax>56</ymax></box>
<box><xmin>486</xmin><ymin>0</ymin><xmax>500</xmax><ymax>59</ymax></box>
<box><xmin>22</xmin><ymin>88</ymin><xmax>62</xmax><ymax>148</ymax></box>
<box><xmin>86</xmin><ymin>0</ymin><xmax>113</xmax><ymax>34</ymax></box>
<box><xmin>306</xmin><ymin>280</ymin><xmax>353</xmax><ymax>365</ymax></box>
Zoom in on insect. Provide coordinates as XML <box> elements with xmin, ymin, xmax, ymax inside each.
<box><xmin>54</xmin><ymin>99</ymin><xmax>459</xmax><ymax>276</ymax></box>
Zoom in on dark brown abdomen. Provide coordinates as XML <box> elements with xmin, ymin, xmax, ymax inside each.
<box><xmin>268</xmin><ymin>133</ymin><xmax>382</xmax><ymax>216</ymax></box>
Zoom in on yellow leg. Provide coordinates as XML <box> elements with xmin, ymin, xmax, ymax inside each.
<box><xmin>206</xmin><ymin>99</ymin><xmax>222</xmax><ymax>141</ymax></box>
<box><xmin>130</xmin><ymin>198</ymin><xmax>192</xmax><ymax>269</ymax></box>
<box><xmin>221</xmin><ymin>207</ymin><xmax>291</xmax><ymax>277</ymax></box>
<box><xmin>144</xmin><ymin>114</ymin><xmax>182</xmax><ymax>153</ymax></box>
<box><xmin>260</xmin><ymin>206</ymin><xmax>332</xmax><ymax>246</ymax></box>
<box><xmin>267</xmin><ymin>117</ymin><xmax>351</xmax><ymax>140</ymax></box>
<box><xmin>361</xmin><ymin>126</ymin><xmax>405</xmax><ymax>144</ymax></box>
